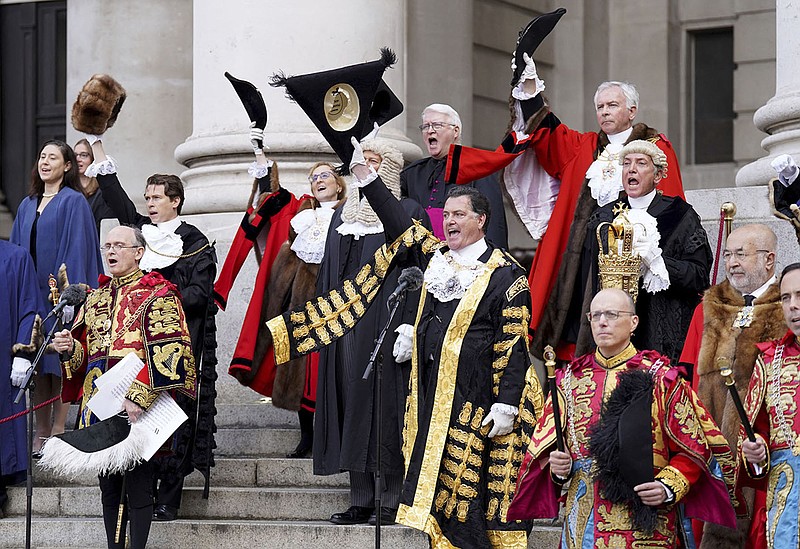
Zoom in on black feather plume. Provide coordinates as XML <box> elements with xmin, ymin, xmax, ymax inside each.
<box><xmin>379</xmin><ymin>47</ymin><xmax>397</xmax><ymax>68</ymax></box>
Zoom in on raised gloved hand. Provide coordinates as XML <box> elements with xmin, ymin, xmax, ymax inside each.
<box><xmin>10</xmin><ymin>356</ymin><xmax>31</xmax><ymax>388</ymax></box>
<box><xmin>519</xmin><ymin>53</ymin><xmax>545</xmax><ymax>96</ymax></box>
<box><xmin>771</xmin><ymin>154</ymin><xmax>799</xmax><ymax>187</ymax></box>
<box><xmin>250</xmin><ymin>121</ymin><xmax>266</xmax><ymax>155</ymax></box>
<box><xmin>392</xmin><ymin>324</ymin><xmax>414</xmax><ymax>363</ymax></box>
<box><xmin>481</xmin><ymin>403</ymin><xmax>518</xmax><ymax>438</ymax></box>
<box><xmin>83</xmin><ymin>132</ymin><xmax>103</xmax><ymax>146</ymax></box>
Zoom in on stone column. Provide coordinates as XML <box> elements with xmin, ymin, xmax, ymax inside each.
<box><xmin>736</xmin><ymin>2</ymin><xmax>793</xmax><ymax>187</ymax></box>
<box><xmin>66</xmin><ymin>0</ymin><xmax>193</xmax><ymax>209</ymax></box>
<box><xmin>175</xmin><ymin>0</ymin><xmax>420</xmax><ymax>217</ymax></box>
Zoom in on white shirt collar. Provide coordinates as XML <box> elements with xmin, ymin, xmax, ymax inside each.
<box><xmin>748</xmin><ymin>274</ymin><xmax>778</xmax><ymax>300</ymax></box>
<box><xmin>607</xmin><ymin>126</ymin><xmax>633</xmax><ymax>145</ymax></box>
<box><xmin>628</xmin><ymin>189</ymin><xmax>657</xmax><ymax>210</ymax></box>
<box><xmin>448</xmin><ymin>237</ymin><xmax>488</xmax><ymax>264</ymax></box>
<box><xmin>156</xmin><ymin>215</ymin><xmax>182</xmax><ymax>234</ymax></box>
<box><xmin>319</xmin><ymin>200</ymin><xmax>337</xmax><ymax>209</ymax></box>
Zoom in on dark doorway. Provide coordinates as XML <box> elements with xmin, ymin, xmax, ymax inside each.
<box><xmin>0</xmin><ymin>1</ymin><xmax>67</xmax><ymax>226</ymax></box>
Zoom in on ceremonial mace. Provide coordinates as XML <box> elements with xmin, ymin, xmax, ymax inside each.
<box><xmin>717</xmin><ymin>357</ymin><xmax>757</xmax><ymax>442</ymax></box>
<box><xmin>544</xmin><ymin>346</ymin><xmax>565</xmax><ymax>452</ymax></box>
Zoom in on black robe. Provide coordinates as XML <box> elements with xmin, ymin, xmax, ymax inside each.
<box><xmin>578</xmin><ymin>194</ymin><xmax>712</xmax><ymax>362</ymax></box>
<box><xmin>313</xmin><ymin>198</ymin><xmax>429</xmax><ymax>477</ymax></box>
<box><xmin>401</xmin><ymin>156</ymin><xmax>508</xmax><ymax>249</ymax></box>
<box><xmin>97</xmin><ymin>173</ymin><xmax>218</xmax><ymax>493</ymax></box>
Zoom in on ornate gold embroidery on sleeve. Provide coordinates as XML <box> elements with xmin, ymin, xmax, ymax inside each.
<box><xmin>656</xmin><ymin>465</ymin><xmax>690</xmax><ymax>502</ymax></box>
<box><xmin>505</xmin><ymin>276</ymin><xmax>529</xmax><ymax>302</ymax></box>
<box><xmin>63</xmin><ymin>342</ymin><xmax>85</xmax><ymax>374</ymax></box>
<box><xmin>151</xmin><ymin>342</ymin><xmax>184</xmax><ymax>381</ymax></box>
<box><xmin>126</xmin><ymin>379</ymin><xmax>159</xmax><ymax>409</ymax></box>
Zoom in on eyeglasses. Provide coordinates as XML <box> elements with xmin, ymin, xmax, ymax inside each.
<box><xmin>100</xmin><ymin>243</ymin><xmax>142</xmax><ymax>253</ymax></box>
<box><xmin>309</xmin><ymin>171</ymin><xmax>333</xmax><ymax>183</ymax></box>
<box><xmin>722</xmin><ymin>250</ymin><xmax>771</xmax><ymax>262</ymax></box>
<box><xmin>418</xmin><ymin>122</ymin><xmax>457</xmax><ymax>133</ymax></box>
<box><xmin>586</xmin><ymin>310</ymin><xmax>636</xmax><ymax>322</ymax></box>
<box><xmin>76</xmin><ymin>152</ymin><xmax>92</xmax><ymax>159</ymax></box>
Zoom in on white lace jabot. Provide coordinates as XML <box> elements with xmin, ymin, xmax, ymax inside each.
<box><xmin>585</xmin><ymin>127</ymin><xmax>634</xmax><ymax>207</ymax></box>
<box><xmin>424</xmin><ymin>240</ymin><xmax>488</xmax><ymax>302</ymax></box>
<box><xmin>290</xmin><ymin>206</ymin><xmax>335</xmax><ymax>264</ymax></box>
<box><xmin>140</xmin><ymin>217</ymin><xmax>184</xmax><ymax>271</ymax></box>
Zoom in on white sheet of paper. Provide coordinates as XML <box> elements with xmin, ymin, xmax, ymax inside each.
<box><xmin>86</xmin><ymin>351</ymin><xmax>189</xmax><ymax>461</ymax></box>
<box><xmin>86</xmin><ymin>353</ymin><xmax>144</xmax><ymax>420</ymax></box>
<box><xmin>136</xmin><ymin>392</ymin><xmax>188</xmax><ymax>461</ymax></box>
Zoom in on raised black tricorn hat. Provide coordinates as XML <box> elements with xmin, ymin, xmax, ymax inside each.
<box><xmin>269</xmin><ymin>48</ymin><xmax>403</xmax><ymax>174</ymax></box>
<box><xmin>225</xmin><ymin>72</ymin><xmax>269</xmax><ymax>147</ymax></box>
<box><xmin>510</xmin><ymin>7</ymin><xmax>567</xmax><ymax>86</ymax></box>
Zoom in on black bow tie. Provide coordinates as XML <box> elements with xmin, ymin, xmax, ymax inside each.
<box><xmin>743</xmin><ymin>294</ymin><xmax>755</xmax><ymax>306</ymax></box>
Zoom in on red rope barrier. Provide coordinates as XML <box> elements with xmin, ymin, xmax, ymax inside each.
<box><xmin>711</xmin><ymin>210</ymin><xmax>725</xmax><ymax>286</ymax></box>
<box><xmin>0</xmin><ymin>395</ymin><xmax>62</xmax><ymax>425</ymax></box>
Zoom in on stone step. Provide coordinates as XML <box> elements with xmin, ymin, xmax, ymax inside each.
<box><xmin>214</xmin><ymin>427</ymin><xmax>299</xmax><ymax>457</ymax></box>
<box><xmin>0</xmin><ymin>517</ymin><xmax>562</xmax><ymax>549</ymax></box>
<box><xmin>6</xmin><ymin>485</ymin><xmax>352</xmax><ymax>521</ymax></box>
<box><xmin>33</xmin><ymin>457</ymin><xmax>348</xmax><ymax>489</ymax></box>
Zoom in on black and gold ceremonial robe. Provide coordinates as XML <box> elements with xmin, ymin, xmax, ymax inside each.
<box><xmin>267</xmin><ymin>175</ymin><xmax>543</xmax><ymax>548</ymax></box>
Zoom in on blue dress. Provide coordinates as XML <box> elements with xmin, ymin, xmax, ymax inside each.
<box><xmin>10</xmin><ymin>187</ymin><xmax>103</xmax><ymax>375</ymax></box>
<box><xmin>0</xmin><ymin>241</ymin><xmax>41</xmax><ymax>479</ymax></box>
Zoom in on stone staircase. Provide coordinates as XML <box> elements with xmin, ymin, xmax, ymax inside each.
<box><xmin>0</xmin><ymin>401</ymin><xmax>561</xmax><ymax>548</ymax></box>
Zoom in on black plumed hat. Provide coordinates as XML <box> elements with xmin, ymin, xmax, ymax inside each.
<box><xmin>270</xmin><ymin>48</ymin><xmax>403</xmax><ymax>174</ymax></box>
<box><xmin>510</xmin><ymin>8</ymin><xmax>567</xmax><ymax>86</ymax></box>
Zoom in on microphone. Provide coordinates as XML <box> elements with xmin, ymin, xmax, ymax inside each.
<box><xmin>44</xmin><ymin>284</ymin><xmax>88</xmax><ymax>322</ymax></box>
<box><xmin>387</xmin><ymin>267</ymin><xmax>424</xmax><ymax>304</ymax></box>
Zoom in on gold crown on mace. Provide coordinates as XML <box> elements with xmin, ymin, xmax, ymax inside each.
<box><xmin>596</xmin><ymin>203</ymin><xmax>642</xmax><ymax>302</ymax></box>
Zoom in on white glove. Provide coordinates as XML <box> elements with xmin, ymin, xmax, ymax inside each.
<box><xmin>515</xmin><ymin>53</ymin><xmax>546</xmax><ymax>98</ymax></box>
<box><xmin>10</xmin><ymin>356</ymin><xmax>31</xmax><ymax>388</ymax></box>
<box><xmin>83</xmin><ymin>132</ymin><xmax>103</xmax><ymax>146</ymax></box>
<box><xmin>349</xmin><ymin>136</ymin><xmax>366</xmax><ymax>171</ymax></box>
<box><xmin>481</xmin><ymin>403</ymin><xmax>518</xmax><ymax>438</ymax></box>
<box><xmin>364</xmin><ymin>122</ymin><xmax>380</xmax><ymax>141</ymax></box>
<box><xmin>61</xmin><ymin>305</ymin><xmax>75</xmax><ymax>325</ymax></box>
<box><xmin>632</xmin><ymin>234</ymin><xmax>658</xmax><ymax>267</ymax></box>
<box><xmin>249</xmin><ymin>121</ymin><xmax>266</xmax><ymax>155</ymax></box>
<box><xmin>392</xmin><ymin>324</ymin><xmax>414</xmax><ymax>363</ymax></box>
<box><xmin>771</xmin><ymin>154</ymin><xmax>799</xmax><ymax>187</ymax></box>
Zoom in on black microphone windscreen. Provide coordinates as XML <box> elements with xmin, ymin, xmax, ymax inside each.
<box><xmin>399</xmin><ymin>267</ymin><xmax>424</xmax><ymax>291</ymax></box>
<box><xmin>60</xmin><ymin>284</ymin><xmax>88</xmax><ymax>306</ymax></box>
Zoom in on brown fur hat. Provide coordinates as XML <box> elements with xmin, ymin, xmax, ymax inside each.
<box><xmin>71</xmin><ymin>74</ymin><xmax>127</xmax><ymax>135</ymax></box>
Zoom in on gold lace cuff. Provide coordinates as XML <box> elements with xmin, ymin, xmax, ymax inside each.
<box><xmin>126</xmin><ymin>380</ymin><xmax>159</xmax><ymax>410</ymax></box>
<box><xmin>62</xmin><ymin>342</ymin><xmax>84</xmax><ymax>377</ymax></box>
<box><xmin>656</xmin><ymin>465</ymin><xmax>690</xmax><ymax>503</ymax></box>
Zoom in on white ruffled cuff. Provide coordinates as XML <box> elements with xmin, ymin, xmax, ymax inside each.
<box><xmin>490</xmin><ymin>402</ymin><xmax>519</xmax><ymax>417</ymax></box>
<box><xmin>85</xmin><ymin>156</ymin><xmax>118</xmax><ymax>177</ymax></box>
<box><xmin>395</xmin><ymin>323</ymin><xmax>414</xmax><ymax>338</ymax></box>
<box><xmin>351</xmin><ymin>167</ymin><xmax>378</xmax><ymax>189</ymax></box>
<box><xmin>511</xmin><ymin>76</ymin><xmax>545</xmax><ymax>101</ymax></box>
<box><xmin>778</xmin><ymin>165</ymin><xmax>799</xmax><ymax>187</ymax></box>
<box><xmin>642</xmin><ymin>254</ymin><xmax>671</xmax><ymax>293</ymax></box>
<box><xmin>248</xmin><ymin>161</ymin><xmax>272</xmax><ymax>179</ymax></box>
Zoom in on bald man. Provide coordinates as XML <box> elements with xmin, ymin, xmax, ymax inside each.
<box><xmin>679</xmin><ymin>224</ymin><xmax>784</xmax><ymax>548</ymax></box>
<box><xmin>509</xmin><ymin>288</ymin><xmax>738</xmax><ymax>547</ymax></box>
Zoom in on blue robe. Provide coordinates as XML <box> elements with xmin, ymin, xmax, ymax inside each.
<box><xmin>10</xmin><ymin>187</ymin><xmax>103</xmax><ymax>375</ymax></box>
<box><xmin>0</xmin><ymin>241</ymin><xmax>41</xmax><ymax>479</ymax></box>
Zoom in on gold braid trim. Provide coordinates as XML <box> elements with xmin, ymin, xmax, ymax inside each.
<box><xmin>145</xmin><ymin>241</ymin><xmax>213</xmax><ymax>259</ymax></box>
<box><xmin>656</xmin><ymin>465</ymin><xmax>690</xmax><ymax>503</ymax></box>
<box><xmin>266</xmin><ymin>315</ymin><xmax>290</xmax><ymax>365</ymax></box>
<box><xmin>486</xmin><ymin>530</ymin><xmax>527</xmax><ymax>549</ymax></box>
<box><xmin>126</xmin><ymin>379</ymin><xmax>159</xmax><ymax>410</ymax></box>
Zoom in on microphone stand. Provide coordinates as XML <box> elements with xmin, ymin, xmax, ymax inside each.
<box><xmin>362</xmin><ymin>290</ymin><xmax>406</xmax><ymax>549</ymax></box>
<box><xmin>14</xmin><ymin>315</ymin><xmax>62</xmax><ymax>549</ymax></box>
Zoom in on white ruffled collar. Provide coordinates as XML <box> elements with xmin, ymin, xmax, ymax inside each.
<box><xmin>290</xmin><ymin>207</ymin><xmax>335</xmax><ymax>264</ymax></box>
<box><xmin>140</xmin><ymin>220</ymin><xmax>184</xmax><ymax>271</ymax></box>
<box><xmin>585</xmin><ymin>127</ymin><xmax>635</xmax><ymax>207</ymax></box>
<box><xmin>423</xmin><ymin>242</ymin><xmax>488</xmax><ymax>302</ymax></box>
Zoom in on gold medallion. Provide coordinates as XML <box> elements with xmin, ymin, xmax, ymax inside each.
<box><xmin>324</xmin><ymin>83</ymin><xmax>359</xmax><ymax>131</ymax></box>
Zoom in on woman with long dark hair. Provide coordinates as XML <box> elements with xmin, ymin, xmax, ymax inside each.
<box><xmin>10</xmin><ymin>139</ymin><xmax>103</xmax><ymax>453</ymax></box>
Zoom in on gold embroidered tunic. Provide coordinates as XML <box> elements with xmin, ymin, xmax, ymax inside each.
<box><xmin>62</xmin><ymin>269</ymin><xmax>196</xmax><ymax>428</ymax></box>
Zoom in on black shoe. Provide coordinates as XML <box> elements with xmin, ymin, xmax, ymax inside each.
<box><xmin>152</xmin><ymin>504</ymin><xmax>178</xmax><ymax>522</ymax></box>
<box><xmin>368</xmin><ymin>507</ymin><xmax>397</xmax><ymax>526</ymax></box>
<box><xmin>329</xmin><ymin>505</ymin><xmax>373</xmax><ymax>525</ymax></box>
<box><xmin>286</xmin><ymin>440</ymin><xmax>312</xmax><ymax>459</ymax></box>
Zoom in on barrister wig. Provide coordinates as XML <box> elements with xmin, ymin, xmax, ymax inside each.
<box><xmin>71</xmin><ymin>74</ymin><xmax>127</xmax><ymax>135</ymax></box>
<box><xmin>618</xmin><ymin>139</ymin><xmax>669</xmax><ymax>173</ymax></box>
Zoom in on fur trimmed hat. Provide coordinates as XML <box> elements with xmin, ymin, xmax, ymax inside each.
<box><xmin>71</xmin><ymin>74</ymin><xmax>127</xmax><ymax>135</ymax></box>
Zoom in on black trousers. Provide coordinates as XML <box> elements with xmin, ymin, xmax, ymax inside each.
<box><xmin>99</xmin><ymin>460</ymin><xmax>154</xmax><ymax>549</ymax></box>
<box><xmin>154</xmin><ymin>473</ymin><xmax>184</xmax><ymax>509</ymax></box>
